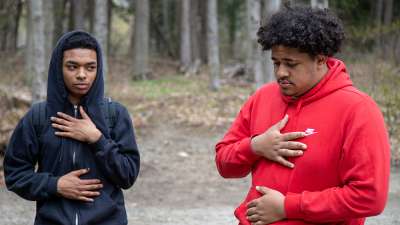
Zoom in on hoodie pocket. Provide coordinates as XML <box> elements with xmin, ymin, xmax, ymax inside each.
<box><xmin>234</xmin><ymin>186</ymin><xmax>263</xmax><ymax>225</ymax></box>
<box><xmin>37</xmin><ymin>199</ymin><xmax>73</xmax><ymax>225</ymax></box>
<box><xmin>81</xmin><ymin>190</ymin><xmax>119</xmax><ymax>225</ymax></box>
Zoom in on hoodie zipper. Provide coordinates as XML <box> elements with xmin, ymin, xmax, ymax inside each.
<box><xmin>73</xmin><ymin>105</ymin><xmax>79</xmax><ymax>225</ymax></box>
<box><xmin>72</xmin><ymin>105</ymin><xmax>78</xmax><ymax>168</ymax></box>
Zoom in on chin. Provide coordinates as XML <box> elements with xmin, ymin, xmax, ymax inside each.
<box><xmin>280</xmin><ymin>89</ymin><xmax>294</xmax><ymax>96</ymax></box>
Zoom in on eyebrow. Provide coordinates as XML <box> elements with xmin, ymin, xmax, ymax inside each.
<box><xmin>271</xmin><ymin>57</ymin><xmax>298</xmax><ymax>62</ymax></box>
<box><xmin>65</xmin><ymin>61</ymin><xmax>97</xmax><ymax>65</ymax></box>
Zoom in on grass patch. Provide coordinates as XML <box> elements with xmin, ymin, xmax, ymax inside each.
<box><xmin>130</xmin><ymin>75</ymin><xmax>208</xmax><ymax>99</ymax></box>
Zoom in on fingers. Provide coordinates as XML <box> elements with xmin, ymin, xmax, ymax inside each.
<box><xmin>277</xmin><ymin>149</ymin><xmax>303</xmax><ymax>157</ymax></box>
<box><xmin>80</xmin><ymin>190</ymin><xmax>101</xmax><ymax>197</ymax></box>
<box><xmin>79</xmin><ymin>178</ymin><xmax>102</xmax><ymax>185</ymax></box>
<box><xmin>280</xmin><ymin>141</ymin><xmax>307</xmax><ymax>150</ymax></box>
<box><xmin>52</xmin><ymin>123</ymin><xmax>72</xmax><ymax>132</ymax></box>
<box><xmin>50</xmin><ymin>116</ymin><xmax>72</xmax><ymax>126</ymax></box>
<box><xmin>56</xmin><ymin>112</ymin><xmax>76</xmax><ymax>121</ymax></box>
<box><xmin>247</xmin><ymin>213</ymin><xmax>259</xmax><ymax>222</ymax></box>
<box><xmin>81</xmin><ymin>183</ymin><xmax>103</xmax><ymax>191</ymax></box>
<box><xmin>77</xmin><ymin>195</ymin><xmax>95</xmax><ymax>202</ymax></box>
<box><xmin>252</xmin><ymin>221</ymin><xmax>265</xmax><ymax>225</ymax></box>
<box><xmin>246</xmin><ymin>200</ymin><xmax>257</xmax><ymax>208</ymax></box>
<box><xmin>275</xmin><ymin>156</ymin><xmax>294</xmax><ymax>168</ymax></box>
<box><xmin>54</xmin><ymin>131</ymin><xmax>73</xmax><ymax>138</ymax></box>
<box><xmin>70</xmin><ymin>168</ymin><xmax>90</xmax><ymax>176</ymax></box>
<box><xmin>79</xmin><ymin>106</ymin><xmax>89</xmax><ymax>119</ymax></box>
<box><xmin>276</xmin><ymin>114</ymin><xmax>289</xmax><ymax>130</ymax></box>
<box><xmin>282</xmin><ymin>131</ymin><xmax>306</xmax><ymax>141</ymax></box>
<box><xmin>246</xmin><ymin>207</ymin><xmax>257</xmax><ymax>216</ymax></box>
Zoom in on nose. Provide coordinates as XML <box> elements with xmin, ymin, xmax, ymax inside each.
<box><xmin>275</xmin><ymin>65</ymin><xmax>289</xmax><ymax>79</ymax></box>
<box><xmin>76</xmin><ymin>67</ymin><xmax>87</xmax><ymax>80</ymax></box>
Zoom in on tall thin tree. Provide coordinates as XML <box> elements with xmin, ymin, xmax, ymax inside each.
<box><xmin>207</xmin><ymin>0</ymin><xmax>221</xmax><ymax>91</ymax></box>
<box><xmin>246</xmin><ymin>0</ymin><xmax>263</xmax><ymax>88</ymax></box>
<box><xmin>383</xmin><ymin>0</ymin><xmax>393</xmax><ymax>26</ymax></box>
<box><xmin>0</xmin><ymin>0</ymin><xmax>22</xmax><ymax>52</ymax></box>
<box><xmin>52</xmin><ymin>0</ymin><xmax>67</xmax><ymax>47</ymax></box>
<box><xmin>180</xmin><ymin>0</ymin><xmax>191</xmax><ymax>72</ymax></box>
<box><xmin>94</xmin><ymin>0</ymin><xmax>109</xmax><ymax>83</ymax></box>
<box><xmin>133</xmin><ymin>0</ymin><xmax>150</xmax><ymax>79</ymax></box>
<box><xmin>70</xmin><ymin>0</ymin><xmax>86</xmax><ymax>30</ymax></box>
<box><xmin>27</xmin><ymin>0</ymin><xmax>47</xmax><ymax>103</ymax></box>
<box><xmin>262</xmin><ymin>0</ymin><xmax>281</xmax><ymax>83</ymax></box>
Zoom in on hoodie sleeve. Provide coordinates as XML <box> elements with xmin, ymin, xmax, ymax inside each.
<box><xmin>215</xmin><ymin>95</ymin><xmax>261</xmax><ymax>178</ymax></box>
<box><xmin>284</xmin><ymin>98</ymin><xmax>390</xmax><ymax>222</ymax></box>
<box><xmin>90</xmin><ymin>103</ymin><xmax>140</xmax><ymax>189</ymax></box>
<box><xmin>4</xmin><ymin>111</ymin><xmax>59</xmax><ymax>201</ymax></box>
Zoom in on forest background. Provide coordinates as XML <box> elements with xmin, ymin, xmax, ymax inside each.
<box><xmin>0</xmin><ymin>0</ymin><xmax>399</xmax><ymax>224</ymax></box>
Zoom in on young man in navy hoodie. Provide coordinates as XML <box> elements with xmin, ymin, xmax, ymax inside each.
<box><xmin>4</xmin><ymin>31</ymin><xmax>140</xmax><ymax>225</ymax></box>
<box><xmin>215</xmin><ymin>7</ymin><xmax>390</xmax><ymax>225</ymax></box>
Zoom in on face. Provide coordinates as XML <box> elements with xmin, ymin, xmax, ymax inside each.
<box><xmin>62</xmin><ymin>48</ymin><xmax>97</xmax><ymax>104</ymax></box>
<box><xmin>271</xmin><ymin>45</ymin><xmax>327</xmax><ymax>97</ymax></box>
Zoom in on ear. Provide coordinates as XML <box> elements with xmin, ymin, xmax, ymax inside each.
<box><xmin>316</xmin><ymin>54</ymin><xmax>328</xmax><ymax>66</ymax></box>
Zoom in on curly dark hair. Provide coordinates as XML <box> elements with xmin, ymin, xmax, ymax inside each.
<box><xmin>62</xmin><ymin>32</ymin><xmax>97</xmax><ymax>52</ymax></box>
<box><xmin>257</xmin><ymin>7</ymin><xmax>345</xmax><ymax>57</ymax></box>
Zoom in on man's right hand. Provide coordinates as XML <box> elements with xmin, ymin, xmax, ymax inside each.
<box><xmin>57</xmin><ymin>168</ymin><xmax>103</xmax><ymax>202</ymax></box>
<box><xmin>250</xmin><ymin>114</ymin><xmax>307</xmax><ymax>168</ymax></box>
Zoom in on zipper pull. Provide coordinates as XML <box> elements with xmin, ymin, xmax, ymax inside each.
<box><xmin>73</xmin><ymin>105</ymin><xmax>78</xmax><ymax>118</ymax></box>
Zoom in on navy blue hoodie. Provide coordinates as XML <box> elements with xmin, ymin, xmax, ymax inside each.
<box><xmin>4</xmin><ymin>31</ymin><xmax>140</xmax><ymax>225</ymax></box>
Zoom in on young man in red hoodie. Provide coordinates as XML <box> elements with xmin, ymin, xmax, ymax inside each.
<box><xmin>215</xmin><ymin>7</ymin><xmax>390</xmax><ymax>225</ymax></box>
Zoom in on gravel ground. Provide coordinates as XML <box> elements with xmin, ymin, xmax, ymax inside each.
<box><xmin>0</xmin><ymin>123</ymin><xmax>399</xmax><ymax>225</ymax></box>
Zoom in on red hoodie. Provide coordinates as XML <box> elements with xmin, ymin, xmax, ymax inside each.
<box><xmin>215</xmin><ymin>58</ymin><xmax>390</xmax><ymax>225</ymax></box>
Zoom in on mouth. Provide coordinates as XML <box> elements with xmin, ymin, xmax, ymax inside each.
<box><xmin>278</xmin><ymin>79</ymin><xmax>293</xmax><ymax>88</ymax></box>
<box><xmin>73</xmin><ymin>83</ymin><xmax>90</xmax><ymax>90</ymax></box>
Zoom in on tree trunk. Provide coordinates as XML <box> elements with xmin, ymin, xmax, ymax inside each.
<box><xmin>53</xmin><ymin>0</ymin><xmax>67</xmax><ymax>47</ymax></box>
<box><xmin>207</xmin><ymin>0</ymin><xmax>221</xmax><ymax>91</ymax></box>
<box><xmin>262</xmin><ymin>0</ymin><xmax>281</xmax><ymax>83</ymax></box>
<box><xmin>27</xmin><ymin>0</ymin><xmax>47</xmax><ymax>103</ymax></box>
<box><xmin>71</xmin><ymin>0</ymin><xmax>86</xmax><ymax>30</ymax></box>
<box><xmin>383</xmin><ymin>0</ymin><xmax>393</xmax><ymax>26</ymax></box>
<box><xmin>375</xmin><ymin>0</ymin><xmax>384</xmax><ymax>48</ymax></box>
<box><xmin>43</xmin><ymin>1</ymin><xmax>54</xmax><ymax>61</ymax></box>
<box><xmin>246</xmin><ymin>0</ymin><xmax>263</xmax><ymax>88</ymax></box>
<box><xmin>93</xmin><ymin>0</ymin><xmax>109</xmax><ymax>82</ymax></box>
<box><xmin>0</xmin><ymin>0</ymin><xmax>22</xmax><ymax>52</ymax></box>
<box><xmin>180</xmin><ymin>0</ymin><xmax>191</xmax><ymax>72</ymax></box>
<box><xmin>310</xmin><ymin>0</ymin><xmax>328</xmax><ymax>9</ymax></box>
<box><xmin>199</xmin><ymin>0</ymin><xmax>208</xmax><ymax>63</ymax></box>
<box><xmin>162</xmin><ymin>0</ymin><xmax>170</xmax><ymax>43</ymax></box>
<box><xmin>133</xmin><ymin>0</ymin><xmax>150</xmax><ymax>79</ymax></box>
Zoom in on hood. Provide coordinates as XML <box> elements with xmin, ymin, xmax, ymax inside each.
<box><xmin>46</xmin><ymin>30</ymin><xmax>109</xmax><ymax>137</ymax></box>
<box><xmin>281</xmin><ymin>58</ymin><xmax>353</xmax><ymax>112</ymax></box>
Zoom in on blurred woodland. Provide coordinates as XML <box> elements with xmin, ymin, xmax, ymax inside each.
<box><xmin>0</xmin><ymin>0</ymin><xmax>399</xmax><ymax>166</ymax></box>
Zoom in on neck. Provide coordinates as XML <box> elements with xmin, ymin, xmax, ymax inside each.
<box><xmin>68</xmin><ymin>95</ymin><xmax>80</xmax><ymax>105</ymax></box>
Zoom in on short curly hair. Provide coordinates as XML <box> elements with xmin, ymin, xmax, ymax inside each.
<box><xmin>257</xmin><ymin>7</ymin><xmax>345</xmax><ymax>57</ymax></box>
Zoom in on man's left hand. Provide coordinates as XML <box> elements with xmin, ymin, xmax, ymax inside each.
<box><xmin>51</xmin><ymin>106</ymin><xmax>102</xmax><ymax>143</ymax></box>
<box><xmin>246</xmin><ymin>186</ymin><xmax>286</xmax><ymax>225</ymax></box>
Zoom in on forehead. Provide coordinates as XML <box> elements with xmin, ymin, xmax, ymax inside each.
<box><xmin>63</xmin><ymin>48</ymin><xmax>97</xmax><ymax>62</ymax></box>
<box><xmin>271</xmin><ymin>45</ymin><xmax>311</xmax><ymax>61</ymax></box>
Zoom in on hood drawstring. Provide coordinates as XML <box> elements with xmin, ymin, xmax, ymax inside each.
<box><xmin>295</xmin><ymin>98</ymin><xmax>303</xmax><ymax>116</ymax></box>
<box><xmin>291</xmin><ymin>98</ymin><xmax>304</xmax><ymax>130</ymax></box>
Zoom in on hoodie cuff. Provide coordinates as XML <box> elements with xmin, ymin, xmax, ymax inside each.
<box><xmin>90</xmin><ymin>135</ymin><xmax>108</xmax><ymax>153</ymax></box>
<box><xmin>47</xmin><ymin>176</ymin><xmax>59</xmax><ymax>197</ymax></box>
<box><xmin>239</xmin><ymin>137</ymin><xmax>261</xmax><ymax>163</ymax></box>
<box><xmin>284</xmin><ymin>192</ymin><xmax>303</xmax><ymax>219</ymax></box>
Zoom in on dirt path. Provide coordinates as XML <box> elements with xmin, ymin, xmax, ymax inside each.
<box><xmin>0</xmin><ymin>123</ymin><xmax>399</xmax><ymax>225</ymax></box>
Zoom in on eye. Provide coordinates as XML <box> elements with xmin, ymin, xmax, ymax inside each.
<box><xmin>286</xmin><ymin>63</ymin><xmax>299</xmax><ymax>68</ymax></box>
<box><xmin>86</xmin><ymin>65</ymin><xmax>97</xmax><ymax>71</ymax></box>
<box><xmin>66</xmin><ymin>65</ymin><xmax>77</xmax><ymax>70</ymax></box>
